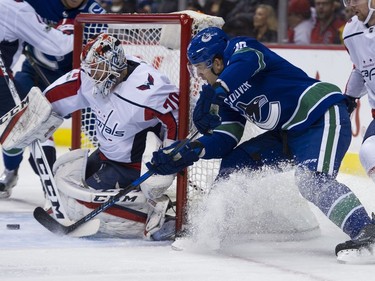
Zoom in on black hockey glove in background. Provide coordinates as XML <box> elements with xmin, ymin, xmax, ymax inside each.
<box><xmin>146</xmin><ymin>140</ymin><xmax>204</xmax><ymax>175</ymax></box>
<box><xmin>344</xmin><ymin>95</ymin><xmax>358</xmax><ymax>115</ymax></box>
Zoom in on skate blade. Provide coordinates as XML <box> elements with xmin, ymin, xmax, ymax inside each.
<box><xmin>337</xmin><ymin>247</ymin><xmax>375</xmax><ymax>264</ymax></box>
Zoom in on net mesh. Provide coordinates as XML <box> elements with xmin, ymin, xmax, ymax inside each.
<box><xmin>75</xmin><ymin>12</ymin><xmax>226</xmax><ymax>198</ymax></box>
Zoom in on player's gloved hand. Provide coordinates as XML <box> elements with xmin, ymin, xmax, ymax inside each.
<box><xmin>344</xmin><ymin>95</ymin><xmax>358</xmax><ymax>115</ymax></box>
<box><xmin>193</xmin><ymin>84</ymin><xmax>225</xmax><ymax>135</ymax></box>
<box><xmin>146</xmin><ymin>140</ymin><xmax>205</xmax><ymax>175</ymax></box>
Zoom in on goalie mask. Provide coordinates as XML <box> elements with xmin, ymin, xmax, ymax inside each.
<box><xmin>81</xmin><ymin>33</ymin><xmax>127</xmax><ymax>96</ymax></box>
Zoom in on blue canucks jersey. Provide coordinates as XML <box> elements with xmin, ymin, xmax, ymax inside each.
<box><xmin>25</xmin><ymin>0</ymin><xmax>105</xmax><ymax>26</ymax></box>
<box><xmin>219</xmin><ymin>37</ymin><xmax>345</xmax><ymax>131</ymax></box>
<box><xmin>14</xmin><ymin>0</ymin><xmax>105</xmax><ymax>100</ymax></box>
<box><xmin>198</xmin><ymin>37</ymin><xmax>346</xmax><ymax>159</ymax></box>
<box><xmin>23</xmin><ymin>0</ymin><xmax>105</xmax><ymax>73</ymax></box>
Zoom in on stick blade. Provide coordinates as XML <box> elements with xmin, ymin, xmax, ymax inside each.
<box><xmin>68</xmin><ymin>219</ymin><xmax>101</xmax><ymax>237</ymax></box>
<box><xmin>33</xmin><ymin>207</ymin><xmax>101</xmax><ymax>237</ymax></box>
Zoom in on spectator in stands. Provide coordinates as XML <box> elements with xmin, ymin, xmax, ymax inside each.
<box><xmin>223</xmin><ymin>13</ymin><xmax>254</xmax><ymax>37</ymax></box>
<box><xmin>107</xmin><ymin>0</ymin><xmax>136</xmax><ymax>13</ymax></box>
<box><xmin>225</xmin><ymin>0</ymin><xmax>278</xmax><ymax>23</ymax></box>
<box><xmin>203</xmin><ymin>0</ymin><xmax>238</xmax><ymax>21</ymax></box>
<box><xmin>186</xmin><ymin>0</ymin><xmax>203</xmax><ymax>11</ymax></box>
<box><xmin>157</xmin><ymin>0</ymin><xmax>177</xmax><ymax>12</ymax></box>
<box><xmin>137</xmin><ymin>0</ymin><xmax>154</xmax><ymax>13</ymax></box>
<box><xmin>310</xmin><ymin>0</ymin><xmax>345</xmax><ymax>44</ymax></box>
<box><xmin>251</xmin><ymin>4</ymin><xmax>278</xmax><ymax>43</ymax></box>
<box><xmin>287</xmin><ymin>0</ymin><xmax>314</xmax><ymax>44</ymax></box>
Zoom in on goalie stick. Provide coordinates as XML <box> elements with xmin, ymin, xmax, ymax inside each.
<box><xmin>0</xmin><ymin>51</ymin><xmax>100</xmax><ymax>237</ymax></box>
<box><xmin>33</xmin><ymin>130</ymin><xmax>199</xmax><ymax>236</ymax></box>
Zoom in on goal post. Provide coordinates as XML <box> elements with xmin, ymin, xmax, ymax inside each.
<box><xmin>71</xmin><ymin>12</ymin><xmax>225</xmax><ymax>232</ymax></box>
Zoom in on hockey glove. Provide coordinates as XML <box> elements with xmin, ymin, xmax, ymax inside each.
<box><xmin>344</xmin><ymin>95</ymin><xmax>358</xmax><ymax>115</ymax></box>
<box><xmin>146</xmin><ymin>140</ymin><xmax>204</xmax><ymax>175</ymax></box>
<box><xmin>193</xmin><ymin>84</ymin><xmax>224</xmax><ymax>135</ymax></box>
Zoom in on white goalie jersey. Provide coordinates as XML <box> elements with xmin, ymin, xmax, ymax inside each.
<box><xmin>343</xmin><ymin>16</ymin><xmax>375</xmax><ymax>108</ymax></box>
<box><xmin>43</xmin><ymin>55</ymin><xmax>179</xmax><ymax>163</ymax></box>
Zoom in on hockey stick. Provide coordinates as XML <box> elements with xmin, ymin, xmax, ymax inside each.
<box><xmin>33</xmin><ymin>130</ymin><xmax>199</xmax><ymax>236</ymax></box>
<box><xmin>1</xmin><ymin>46</ymin><xmax>51</xmax><ymax>126</ymax></box>
<box><xmin>0</xmin><ymin>52</ymin><xmax>30</xmax><ymax>127</ymax></box>
<box><xmin>0</xmin><ymin>51</ymin><xmax>100</xmax><ymax>236</ymax></box>
<box><xmin>23</xmin><ymin>46</ymin><xmax>52</xmax><ymax>87</ymax></box>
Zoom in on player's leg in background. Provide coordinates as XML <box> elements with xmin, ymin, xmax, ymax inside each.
<box><xmin>292</xmin><ymin>102</ymin><xmax>374</xmax><ymax>240</ymax></box>
<box><xmin>0</xmin><ymin>60</ymin><xmax>55</xmax><ymax>198</ymax></box>
<box><xmin>0</xmin><ymin>70</ymin><xmax>21</xmax><ymax>198</ymax></box>
<box><xmin>359</xmin><ymin>118</ymin><xmax>375</xmax><ymax>182</ymax></box>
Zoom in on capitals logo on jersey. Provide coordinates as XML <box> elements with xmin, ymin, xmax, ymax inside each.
<box><xmin>137</xmin><ymin>73</ymin><xmax>154</xmax><ymax>90</ymax></box>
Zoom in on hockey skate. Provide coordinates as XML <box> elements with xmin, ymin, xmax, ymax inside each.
<box><xmin>0</xmin><ymin>169</ymin><xmax>18</xmax><ymax>199</ymax></box>
<box><xmin>336</xmin><ymin>223</ymin><xmax>375</xmax><ymax>263</ymax></box>
<box><xmin>151</xmin><ymin>216</ymin><xmax>176</xmax><ymax>241</ymax></box>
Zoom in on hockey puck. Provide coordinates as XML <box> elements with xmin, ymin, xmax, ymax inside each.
<box><xmin>6</xmin><ymin>224</ymin><xmax>20</xmax><ymax>230</ymax></box>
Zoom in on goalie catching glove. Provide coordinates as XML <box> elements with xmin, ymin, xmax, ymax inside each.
<box><xmin>0</xmin><ymin>87</ymin><xmax>63</xmax><ymax>150</ymax></box>
<box><xmin>146</xmin><ymin>140</ymin><xmax>205</xmax><ymax>175</ymax></box>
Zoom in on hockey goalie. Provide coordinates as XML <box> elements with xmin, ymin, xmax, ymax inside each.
<box><xmin>0</xmin><ymin>33</ymin><xmax>181</xmax><ymax>240</ymax></box>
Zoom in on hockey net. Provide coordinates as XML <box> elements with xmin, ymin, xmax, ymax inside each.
<box><xmin>72</xmin><ymin>12</ymin><xmax>320</xmax><ymax>238</ymax></box>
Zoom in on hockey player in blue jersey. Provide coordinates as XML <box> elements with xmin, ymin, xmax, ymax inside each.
<box><xmin>148</xmin><ymin>27</ymin><xmax>375</xmax><ymax>261</ymax></box>
<box><xmin>0</xmin><ymin>0</ymin><xmax>105</xmax><ymax>198</ymax></box>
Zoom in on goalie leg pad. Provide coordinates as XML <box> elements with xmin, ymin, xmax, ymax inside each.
<box><xmin>53</xmin><ymin>149</ymin><xmax>147</xmax><ymax>206</ymax></box>
<box><xmin>140</xmin><ymin>131</ymin><xmax>175</xmax><ymax>199</ymax></box>
<box><xmin>54</xmin><ymin>149</ymin><xmax>150</xmax><ymax>238</ymax></box>
<box><xmin>0</xmin><ymin>87</ymin><xmax>63</xmax><ymax>150</ymax></box>
<box><xmin>144</xmin><ymin>195</ymin><xmax>172</xmax><ymax>239</ymax></box>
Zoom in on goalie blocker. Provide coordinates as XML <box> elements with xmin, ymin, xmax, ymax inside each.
<box><xmin>0</xmin><ymin>87</ymin><xmax>63</xmax><ymax>150</ymax></box>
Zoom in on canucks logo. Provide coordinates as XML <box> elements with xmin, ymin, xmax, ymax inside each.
<box><xmin>202</xmin><ymin>33</ymin><xmax>212</xmax><ymax>43</ymax></box>
<box><xmin>137</xmin><ymin>73</ymin><xmax>154</xmax><ymax>90</ymax></box>
<box><xmin>237</xmin><ymin>95</ymin><xmax>281</xmax><ymax>130</ymax></box>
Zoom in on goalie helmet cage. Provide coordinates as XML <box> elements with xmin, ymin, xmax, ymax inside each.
<box><xmin>71</xmin><ymin>12</ymin><xmax>225</xmax><ymax>233</ymax></box>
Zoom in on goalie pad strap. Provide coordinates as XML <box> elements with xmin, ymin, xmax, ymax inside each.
<box><xmin>77</xmin><ymin>200</ymin><xmax>147</xmax><ymax>223</ymax></box>
<box><xmin>98</xmin><ymin>151</ymin><xmax>141</xmax><ymax>170</ymax></box>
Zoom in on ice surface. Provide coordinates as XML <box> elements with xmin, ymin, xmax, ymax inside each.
<box><xmin>2</xmin><ymin>148</ymin><xmax>375</xmax><ymax>281</ymax></box>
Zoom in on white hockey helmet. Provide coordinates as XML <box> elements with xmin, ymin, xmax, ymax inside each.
<box><xmin>343</xmin><ymin>0</ymin><xmax>375</xmax><ymax>25</ymax></box>
<box><xmin>81</xmin><ymin>33</ymin><xmax>127</xmax><ymax>96</ymax></box>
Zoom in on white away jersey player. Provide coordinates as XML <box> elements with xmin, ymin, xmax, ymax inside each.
<box><xmin>43</xmin><ymin>56</ymin><xmax>179</xmax><ymax>164</ymax></box>
<box><xmin>0</xmin><ymin>0</ymin><xmax>73</xmax><ymax>70</ymax></box>
<box><xmin>343</xmin><ymin>15</ymin><xmax>375</xmax><ymax>109</ymax></box>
